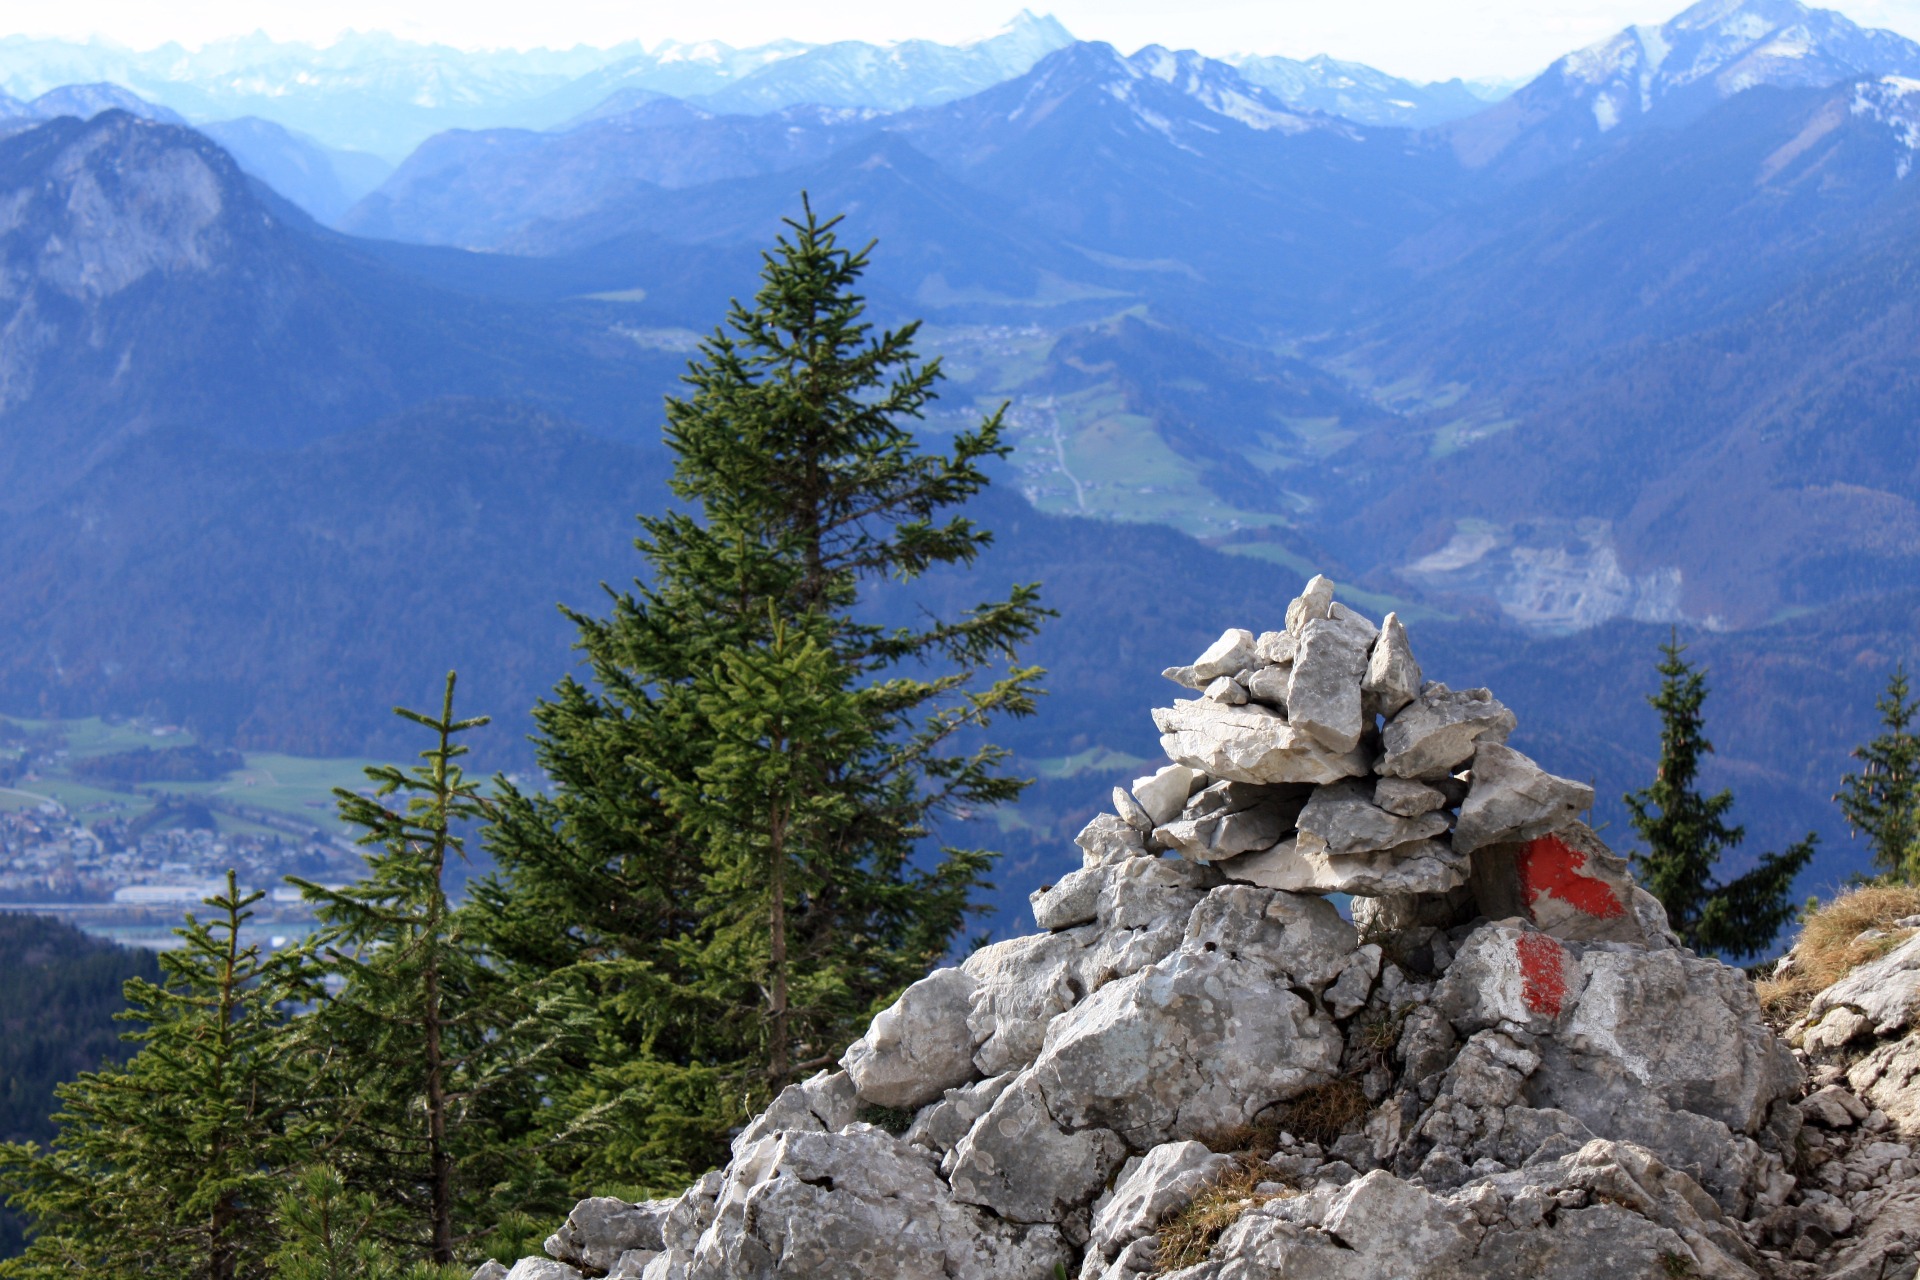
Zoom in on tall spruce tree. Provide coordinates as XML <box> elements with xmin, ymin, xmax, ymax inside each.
<box><xmin>1626</xmin><ymin>634</ymin><xmax>1815</xmax><ymax>959</ymax></box>
<box><xmin>0</xmin><ymin>872</ymin><xmax>320</xmax><ymax>1280</ymax></box>
<box><xmin>295</xmin><ymin>675</ymin><xmax>589</xmax><ymax>1266</ymax></box>
<box><xmin>475</xmin><ymin>201</ymin><xmax>1047</xmax><ymax>1189</ymax></box>
<box><xmin>1835</xmin><ymin>665</ymin><xmax>1920</xmax><ymax>881</ymax></box>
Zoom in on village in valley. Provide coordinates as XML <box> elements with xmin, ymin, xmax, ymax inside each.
<box><xmin>0</xmin><ymin>715</ymin><xmax>374</xmax><ymax>948</ymax></box>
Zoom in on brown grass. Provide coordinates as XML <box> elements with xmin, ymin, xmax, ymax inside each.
<box><xmin>1757</xmin><ymin>883</ymin><xmax>1920</xmax><ymax>1024</ymax></box>
<box><xmin>1198</xmin><ymin>1078</ymin><xmax>1371</xmax><ymax>1161</ymax></box>
<box><xmin>1272</xmin><ymin>1078</ymin><xmax>1370</xmax><ymax>1149</ymax></box>
<box><xmin>1155</xmin><ymin>1160</ymin><xmax>1284</xmax><ymax>1272</ymax></box>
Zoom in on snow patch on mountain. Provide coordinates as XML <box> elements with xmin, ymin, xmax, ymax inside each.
<box><xmin>1852</xmin><ymin>74</ymin><xmax>1920</xmax><ymax>177</ymax></box>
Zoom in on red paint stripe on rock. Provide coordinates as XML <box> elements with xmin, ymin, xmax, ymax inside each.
<box><xmin>1518</xmin><ymin>833</ymin><xmax>1625</xmax><ymax>919</ymax></box>
<box><xmin>1516</xmin><ymin>932</ymin><xmax>1568</xmax><ymax>1018</ymax></box>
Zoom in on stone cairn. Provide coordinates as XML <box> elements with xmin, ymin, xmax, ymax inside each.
<box><xmin>486</xmin><ymin>576</ymin><xmax>1920</xmax><ymax>1280</ymax></box>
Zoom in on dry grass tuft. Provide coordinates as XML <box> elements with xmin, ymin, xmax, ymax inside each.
<box><xmin>1198</xmin><ymin>1078</ymin><xmax>1370</xmax><ymax>1161</ymax></box>
<box><xmin>1154</xmin><ymin>1160</ymin><xmax>1283</xmax><ymax>1272</ymax></box>
<box><xmin>1273</xmin><ymin>1077</ymin><xmax>1370</xmax><ymax>1149</ymax></box>
<box><xmin>1757</xmin><ymin>883</ymin><xmax>1920</xmax><ymax>1024</ymax></box>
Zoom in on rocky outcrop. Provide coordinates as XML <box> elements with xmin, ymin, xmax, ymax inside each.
<box><xmin>489</xmin><ymin>575</ymin><xmax>1920</xmax><ymax>1280</ymax></box>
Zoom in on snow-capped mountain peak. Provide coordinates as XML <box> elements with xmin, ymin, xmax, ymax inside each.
<box><xmin>1445</xmin><ymin>0</ymin><xmax>1920</xmax><ymax>169</ymax></box>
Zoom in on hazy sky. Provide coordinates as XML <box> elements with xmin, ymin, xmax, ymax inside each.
<box><xmin>3</xmin><ymin>0</ymin><xmax>1919</xmax><ymax>82</ymax></box>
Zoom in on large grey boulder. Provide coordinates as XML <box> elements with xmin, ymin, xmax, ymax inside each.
<box><xmin>1154</xmin><ymin>698</ymin><xmax>1371</xmax><ymax>786</ymax></box>
<box><xmin>1378</xmin><ymin>683</ymin><xmax>1516</xmax><ymax>779</ymax></box>
<box><xmin>963</xmin><ymin>931</ymin><xmax>1086</xmax><ymax>1076</ymax></box>
<box><xmin>1297</xmin><ymin>778</ymin><xmax>1451</xmax><ymax>856</ymax></box>
<box><xmin>1810</xmin><ymin>930</ymin><xmax>1920</xmax><ymax>1037</ymax></box>
<box><xmin>1030</xmin><ymin>947</ymin><xmax>1343</xmax><ymax>1147</ymax></box>
<box><xmin>1435</xmin><ymin>922</ymin><xmax>1800</xmax><ymax>1206</ymax></box>
<box><xmin>1452</xmin><ymin>743</ymin><xmax>1593</xmax><ymax>854</ymax></box>
<box><xmin>842</xmin><ymin>967</ymin><xmax>979</xmax><ymax>1110</ymax></box>
<box><xmin>1220</xmin><ymin>834</ymin><xmax>1469</xmax><ymax>898</ymax></box>
<box><xmin>1466</xmin><ymin>822</ymin><xmax>1676</xmax><ymax>948</ymax></box>
<box><xmin>690</xmin><ymin>1127</ymin><xmax>1072</xmax><ymax>1279</ymax></box>
<box><xmin>545</xmin><ymin>1196</ymin><xmax>674</xmax><ymax>1273</ymax></box>
<box><xmin>1158</xmin><ymin>1141</ymin><xmax>1758</xmax><ymax>1279</ymax></box>
<box><xmin>946</xmin><ymin>1073</ymin><xmax>1129</xmax><ymax>1222</ymax></box>
<box><xmin>1154</xmin><ymin>780</ymin><xmax>1307</xmax><ymax>863</ymax></box>
<box><xmin>470</xmin><ymin>1264</ymin><xmax>510</xmax><ymax>1280</ymax></box>
<box><xmin>1087</xmin><ymin>1140</ymin><xmax>1236</xmax><ymax>1269</ymax></box>
<box><xmin>1179</xmin><ymin>884</ymin><xmax>1358</xmax><ymax>991</ymax></box>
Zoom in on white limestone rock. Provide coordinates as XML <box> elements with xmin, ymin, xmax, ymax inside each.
<box><xmin>1254</xmin><ymin>629</ymin><xmax>1296</xmax><ymax>666</ymax></box>
<box><xmin>1452</xmin><ymin>742</ymin><xmax>1593</xmax><ymax>854</ymax></box>
<box><xmin>470</xmin><ymin>1263</ymin><xmax>510</xmax><ymax>1280</ymax></box>
<box><xmin>1030</xmin><ymin>947</ymin><xmax>1343</xmax><ymax>1147</ymax></box>
<box><xmin>1153</xmin><ymin>779</ymin><xmax>1307</xmax><ymax>864</ymax></box>
<box><xmin>1164</xmin><ymin>628</ymin><xmax>1257</xmax><ymax>690</ymax></box>
<box><xmin>1436</xmin><ymin>922</ymin><xmax>1801</xmax><ymax>1206</ymax></box>
<box><xmin>1849</xmin><ymin>1029</ymin><xmax>1920</xmax><ymax>1133</ymax></box>
<box><xmin>1284</xmin><ymin>574</ymin><xmax>1336</xmax><ymax>634</ymax></box>
<box><xmin>1242</xmin><ymin>664</ymin><xmax>1291</xmax><ymax>709</ymax></box>
<box><xmin>1809</xmin><ymin>930</ymin><xmax>1920</xmax><ymax>1037</ymax></box>
<box><xmin>1076</xmin><ymin>813</ymin><xmax>1150</xmax><ymax>868</ymax></box>
<box><xmin>1220</xmin><ymin>834</ymin><xmax>1469</xmax><ymax>898</ymax></box>
<box><xmin>506</xmin><ymin>1261</ymin><xmax>582</xmax><ymax>1280</ymax></box>
<box><xmin>906</xmin><ymin>1072</ymin><xmax>1014</xmax><ymax>1158</ymax></box>
<box><xmin>1286</xmin><ymin>607</ymin><xmax>1377</xmax><ymax>754</ymax></box>
<box><xmin>690</xmin><ymin>1127</ymin><xmax>1072</xmax><ymax>1279</ymax></box>
<box><xmin>962</xmin><ymin>931</ymin><xmax>1086</xmax><ymax>1077</ymax></box>
<box><xmin>1154</xmin><ymin>698</ymin><xmax>1371</xmax><ymax>786</ymax></box>
<box><xmin>1131</xmin><ymin>764</ymin><xmax>1199</xmax><ymax>827</ymax></box>
<box><xmin>1374</xmin><ymin>776</ymin><xmax>1448</xmax><ymax>818</ymax></box>
<box><xmin>842</xmin><ymin>966</ymin><xmax>979</xmax><ymax>1110</ymax></box>
<box><xmin>1203</xmin><ymin>675</ymin><xmax>1249</xmax><ymax>705</ymax></box>
<box><xmin>732</xmin><ymin>1069</ymin><xmax>860</xmax><ymax>1154</ymax></box>
<box><xmin>946</xmin><ymin>1073</ymin><xmax>1128</xmax><ymax>1223</ymax></box>
<box><xmin>1032</xmin><ymin>865</ymin><xmax>1108</xmax><ymax>931</ymax></box>
<box><xmin>606</xmin><ymin>1251</ymin><xmax>658</xmax><ymax>1279</ymax></box>
<box><xmin>1179</xmin><ymin>884</ymin><xmax>1359</xmax><ymax>991</ymax></box>
<box><xmin>1087</xmin><ymin>1140</ymin><xmax>1236</xmax><ymax>1267</ymax></box>
<box><xmin>1297</xmin><ymin>778</ymin><xmax>1451</xmax><ymax>857</ymax></box>
<box><xmin>1112</xmin><ymin>785</ymin><xmax>1155</xmax><ymax>836</ymax></box>
<box><xmin>1362</xmin><ymin>611</ymin><xmax>1422</xmax><ymax>719</ymax></box>
<box><xmin>1378</xmin><ymin>682</ymin><xmax>1516</xmax><ymax>780</ymax></box>
<box><xmin>545</xmin><ymin>1196</ymin><xmax>676</xmax><ymax>1273</ymax></box>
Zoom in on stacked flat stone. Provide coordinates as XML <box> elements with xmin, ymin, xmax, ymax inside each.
<box><xmin>1135</xmin><ymin>575</ymin><xmax>1660</xmax><ymax>939</ymax></box>
<box><xmin>494</xmin><ymin>572</ymin><xmax>1920</xmax><ymax>1280</ymax></box>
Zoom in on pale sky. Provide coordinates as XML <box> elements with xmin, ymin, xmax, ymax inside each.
<box><xmin>1</xmin><ymin>0</ymin><xmax>1918</xmax><ymax>82</ymax></box>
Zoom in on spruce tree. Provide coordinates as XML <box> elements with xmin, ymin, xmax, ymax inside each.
<box><xmin>0</xmin><ymin>872</ymin><xmax>320</xmax><ymax>1280</ymax></box>
<box><xmin>1835</xmin><ymin>665</ymin><xmax>1920</xmax><ymax>881</ymax></box>
<box><xmin>1626</xmin><ymin>634</ymin><xmax>1816</xmax><ymax>959</ymax></box>
<box><xmin>295</xmin><ymin>674</ymin><xmax>589</xmax><ymax>1266</ymax></box>
<box><xmin>475</xmin><ymin>201</ymin><xmax>1047</xmax><ymax>1188</ymax></box>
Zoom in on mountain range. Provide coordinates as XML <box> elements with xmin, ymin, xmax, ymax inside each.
<box><xmin>0</xmin><ymin>14</ymin><xmax>1508</xmax><ymax>158</ymax></box>
<box><xmin>1</xmin><ymin>0</ymin><xmax>1918</xmax><ymax>912</ymax></box>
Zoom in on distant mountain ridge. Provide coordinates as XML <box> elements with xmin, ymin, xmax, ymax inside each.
<box><xmin>1440</xmin><ymin>0</ymin><xmax>1920</xmax><ymax>175</ymax></box>
<box><xmin>0</xmin><ymin>15</ymin><xmax>1508</xmax><ymax>159</ymax></box>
